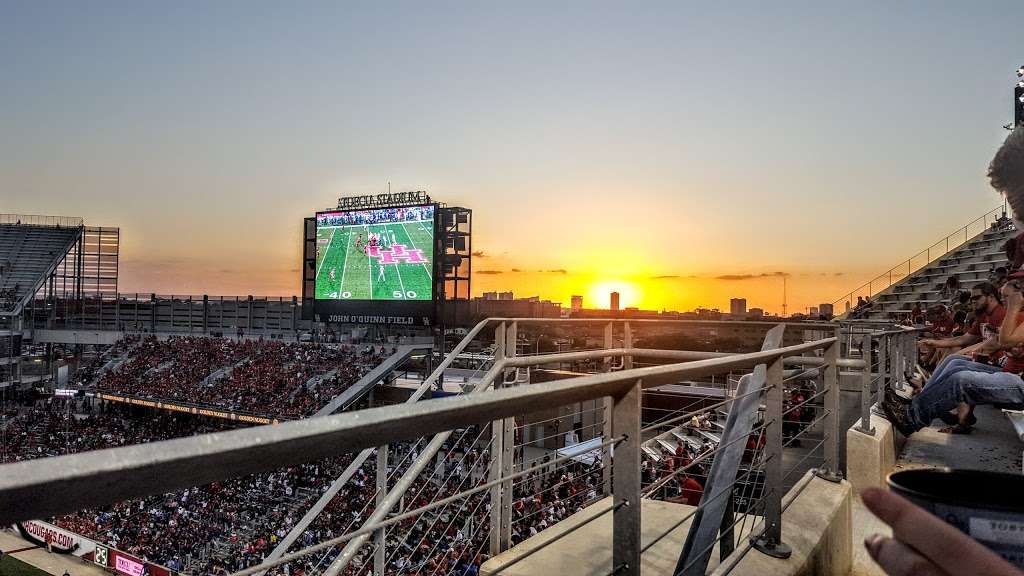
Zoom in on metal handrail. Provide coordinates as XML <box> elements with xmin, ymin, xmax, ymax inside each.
<box><xmin>832</xmin><ymin>204</ymin><xmax>1008</xmax><ymax>307</ymax></box>
<box><xmin>0</xmin><ymin>214</ymin><xmax>85</xmax><ymax>228</ymax></box>
<box><xmin>0</xmin><ymin>318</ymin><xmax>856</xmax><ymax>576</ymax></box>
<box><xmin>0</xmin><ymin>336</ymin><xmax>834</xmax><ymax>524</ymax></box>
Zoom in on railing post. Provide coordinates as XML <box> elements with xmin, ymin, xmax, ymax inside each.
<box><xmin>623</xmin><ymin>321</ymin><xmax>633</xmax><ymax>370</ymax></box>
<box><xmin>876</xmin><ymin>335</ymin><xmax>889</xmax><ymax>410</ymax></box>
<box><xmin>856</xmin><ymin>333</ymin><xmax>875</xmax><ymax>435</ymax></box>
<box><xmin>489</xmin><ymin>418</ymin><xmax>504</xmax><ymax>556</ymax></box>
<box><xmin>612</xmin><ymin>379</ymin><xmax>641</xmax><ymax>576</ymax></box>
<box><xmin>500</xmin><ymin>322</ymin><xmax>517</xmax><ymax>551</ymax></box>
<box><xmin>602</xmin><ymin>321</ymin><xmax>614</xmax><ymax>497</ymax></box>
<box><xmin>814</xmin><ymin>337</ymin><xmax>842</xmax><ymax>482</ymax></box>
<box><xmin>489</xmin><ymin>322</ymin><xmax>506</xmax><ymax>556</ymax></box>
<box><xmin>374</xmin><ymin>444</ymin><xmax>388</xmax><ymax>576</ymax></box>
<box><xmin>752</xmin><ymin>356</ymin><xmax>791</xmax><ymax>558</ymax></box>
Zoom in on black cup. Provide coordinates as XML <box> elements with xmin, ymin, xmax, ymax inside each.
<box><xmin>887</xmin><ymin>468</ymin><xmax>1024</xmax><ymax>568</ymax></box>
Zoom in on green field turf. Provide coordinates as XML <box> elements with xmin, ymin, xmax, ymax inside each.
<box><xmin>0</xmin><ymin>555</ymin><xmax>52</xmax><ymax>576</ymax></box>
<box><xmin>314</xmin><ymin>219</ymin><xmax>434</xmax><ymax>301</ymax></box>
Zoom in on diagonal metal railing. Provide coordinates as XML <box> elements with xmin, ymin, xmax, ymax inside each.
<box><xmin>832</xmin><ymin>204</ymin><xmax>1011</xmax><ymax>309</ymax></box>
<box><xmin>0</xmin><ymin>323</ymin><xmax>854</xmax><ymax>576</ymax></box>
<box><xmin>5</xmin><ymin>317</ymin><xmax>921</xmax><ymax>576</ymax></box>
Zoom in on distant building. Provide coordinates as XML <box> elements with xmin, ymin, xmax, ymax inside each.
<box><xmin>570</xmin><ymin>295</ymin><xmax>583</xmax><ymax>313</ymax></box>
<box><xmin>482</xmin><ymin>291</ymin><xmax>498</xmax><ymax>300</ymax></box>
<box><xmin>452</xmin><ymin>296</ymin><xmax>562</xmax><ymax>324</ymax></box>
<box><xmin>610</xmin><ymin>292</ymin><xmax>620</xmax><ymax>311</ymax></box>
<box><xmin>819</xmin><ymin>303</ymin><xmax>834</xmax><ymax>317</ymax></box>
<box><xmin>498</xmin><ymin>291</ymin><xmax>514</xmax><ymax>301</ymax></box>
<box><xmin>749</xmin><ymin>308</ymin><xmax>764</xmax><ymax>318</ymax></box>
<box><xmin>808</xmin><ymin>306</ymin><xmax>819</xmax><ymax>316</ymax></box>
<box><xmin>730</xmin><ymin>298</ymin><xmax>747</xmax><ymax>316</ymax></box>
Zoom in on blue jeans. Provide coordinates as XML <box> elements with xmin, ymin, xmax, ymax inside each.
<box><xmin>910</xmin><ymin>369</ymin><xmax>1024</xmax><ymax>430</ymax></box>
<box><xmin>924</xmin><ymin>355</ymin><xmax>1002</xmax><ymax>390</ymax></box>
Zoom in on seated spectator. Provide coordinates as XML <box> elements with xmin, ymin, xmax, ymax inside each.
<box><xmin>886</xmin><ymin>274</ymin><xmax>1024</xmax><ymax>435</ymax></box>
<box><xmin>910</xmin><ymin>303</ymin><xmax>924</xmax><ymax>325</ymax></box>
<box><xmin>920</xmin><ymin>305</ymin><xmax>957</xmax><ymax>369</ymax></box>
<box><xmin>990</xmin><ymin>266</ymin><xmax>1009</xmax><ymax>289</ymax></box>
<box><xmin>939</xmin><ymin>275</ymin><xmax>961</xmax><ymax>301</ymax></box>
<box><xmin>917</xmin><ymin>282</ymin><xmax>1004</xmax><ymax>370</ymax></box>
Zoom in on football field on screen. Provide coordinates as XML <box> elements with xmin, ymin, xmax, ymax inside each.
<box><xmin>315</xmin><ymin>221</ymin><xmax>434</xmax><ymax>301</ymax></box>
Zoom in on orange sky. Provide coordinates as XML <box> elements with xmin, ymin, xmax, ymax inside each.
<box><xmin>5</xmin><ymin>4</ymin><xmax>1017</xmax><ymax>314</ymax></box>
<box><xmin>116</xmin><ymin>248</ymin><xmax>878</xmax><ymax>316</ymax></box>
<box><xmin>470</xmin><ymin>268</ymin><xmax>867</xmax><ymax>315</ymax></box>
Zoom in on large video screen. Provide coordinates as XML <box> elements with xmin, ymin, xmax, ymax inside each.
<box><xmin>315</xmin><ymin>205</ymin><xmax>435</xmax><ymax>303</ymax></box>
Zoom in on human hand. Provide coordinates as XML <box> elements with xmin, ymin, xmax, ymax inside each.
<box><xmin>1005</xmin><ymin>283</ymin><xmax>1024</xmax><ymax>310</ymax></box>
<box><xmin>862</xmin><ymin>487</ymin><xmax>1022</xmax><ymax>576</ymax></box>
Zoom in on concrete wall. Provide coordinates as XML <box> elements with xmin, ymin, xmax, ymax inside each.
<box><xmin>845</xmin><ymin>414</ymin><xmax>899</xmax><ymax>493</ymax></box>
<box><xmin>711</xmin><ymin>473</ymin><xmax>852</xmax><ymax>576</ymax></box>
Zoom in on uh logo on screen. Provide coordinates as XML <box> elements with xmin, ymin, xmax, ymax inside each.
<box><xmin>366</xmin><ymin>244</ymin><xmax>427</xmax><ymax>264</ymax></box>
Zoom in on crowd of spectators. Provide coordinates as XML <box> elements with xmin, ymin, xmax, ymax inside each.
<box><xmin>1</xmin><ymin>399</ymin><xmax>352</xmax><ymax>572</ymax></box>
<box><xmin>879</xmin><ymin>221</ymin><xmax>1024</xmax><ymax>437</ymax></box>
<box><xmin>93</xmin><ymin>336</ymin><xmax>389</xmax><ymax>419</ymax></box>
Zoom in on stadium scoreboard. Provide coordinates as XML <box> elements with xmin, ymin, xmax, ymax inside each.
<box><xmin>306</xmin><ymin>203</ymin><xmax>440</xmax><ymax>325</ymax></box>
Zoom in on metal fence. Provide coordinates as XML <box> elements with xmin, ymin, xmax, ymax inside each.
<box><xmin>0</xmin><ymin>214</ymin><xmax>85</xmax><ymax>228</ymax></box>
<box><xmin>839</xmin><ymin>321</ymin><xmax>922</xmax><ymax>436</ymax></box>
<box><xmin>832</xmin><ymin>204</ymin><xmax>1010</xmax><ymax>309</ymax></box>
<box><xmin>0</xmin><ymin>317</ymin><xmax>894</xmax><ymax>576</ymax></box>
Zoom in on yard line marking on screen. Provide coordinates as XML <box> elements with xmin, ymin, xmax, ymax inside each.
<box><xmin>315</xmin><ymin>226</ymin><xmax>337</xmax><ymax>281</ymax></box>
<box><xmin>386</xmin><ymin>224</ymin><xmax>408</xmax><ymax>299</ymax></box>
<box><xmin>366</xmin><ymin>224</ymin><xmax>374</xmax><ymax>299</ymax></box>
<box><xmin>337</xmin><ymin>226</ymin><xmax>353</xmax><ymax>296</ymax></box>
<box><xmin>401</xmin><ymin>222</ymin><xmax>432</xmax><ymax>277</ymax></box>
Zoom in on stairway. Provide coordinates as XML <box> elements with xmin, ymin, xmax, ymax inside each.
<box><xmin>854</xmin><ymin>224</ymin><xmax>1018</xmax><ymax>320</ymax></box>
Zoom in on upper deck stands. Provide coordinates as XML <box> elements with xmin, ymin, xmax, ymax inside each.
<box><xmin>0</xmin><ymin>223</ymin><xmax>82</xmax><ymax>315</ymax></box>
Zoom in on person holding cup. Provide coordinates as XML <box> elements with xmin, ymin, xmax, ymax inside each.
<box><xmin>862</xmin><ymin>488</ymin><xmax>1022</xmax><ymax>575</ymax></box>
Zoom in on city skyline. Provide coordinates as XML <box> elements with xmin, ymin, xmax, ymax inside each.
<box><xmin>3</xmin><ymin>2</ymin><xmax>1022</xmax><ymax>313</ymax></box>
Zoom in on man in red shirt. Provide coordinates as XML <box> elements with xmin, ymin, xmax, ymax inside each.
<box><xmin>674</xmin><ymin>440</ymin><xmax>687</xmax><ymax>471</ymax></box>
<box><xmin>920</xmin><ymin>282</ymin><xmax>1005</xmax><ymax>356</ymax></box>
<box><xmin>667</xmin><ymin>475</ymin><xmax>705</xmax><ymax>506</ymax></box>
<box><xmin>915</xmin><ymin>283</ymin><xmax>1006</xmax><ymax>386</ymax></box>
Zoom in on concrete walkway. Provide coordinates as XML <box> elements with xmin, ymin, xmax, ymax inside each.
<box><xmin>0</xmin><ymin>530</ymin><xmax>108</xmax><ymax>576</ymax></box>
<box><xmin>895</xmin><ymin>405</ymin><xmax>1022</xmax><ymax>474</ymax></box>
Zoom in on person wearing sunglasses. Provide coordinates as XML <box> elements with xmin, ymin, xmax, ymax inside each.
<box><xmin>917</xmin><ymin>282</ymin><xmax>1005</xmax><ymax>369</ymax></box>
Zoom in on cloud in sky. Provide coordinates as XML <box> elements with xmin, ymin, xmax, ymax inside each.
<box><xmin>511</xmin><ymin>268</ymin><xmax>522</xmax><ymax>272</ymax></box>
<box><xmin>471</xmin><ymin>250</ymin><xmax>487</xmax><ymax>257</ymax></box>
<box><xmin>651</xmin><ymin>275</ymin><xmax>680</xmax><ymax>279</ymax></box>
<box><xmin>476</xmin><ymin>269</ymin><xmax>503</xmax><ymax>275</ymax></box>
<box><xmin>544</xmin><ymin>269</ymin><xmax>568</xmax><ymax>274</ymax></box>
<box><xmin>714</xmin><ymin>272</ymin><xmax>790</xmax><ymax>281</ymax></box>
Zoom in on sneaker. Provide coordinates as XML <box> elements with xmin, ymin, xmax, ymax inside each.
<box><xmin>884</xmin><ymin>385</ymin><xmax>911</xmax><ymax>407</ymax></box>
<box><xmin>879</xmin><ymin>394</ymin><xmax>917</xmax><ymax>436</ymax></box>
